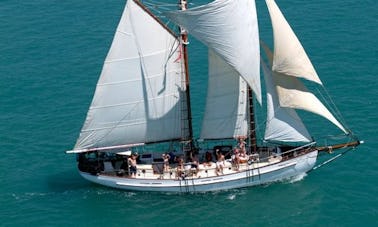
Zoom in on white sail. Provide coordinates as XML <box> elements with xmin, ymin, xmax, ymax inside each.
<box><xmin>200</xmin><ymin>50</ymin><xmax>248</xmax><ymax>140</ymax></box>
<box><xmin>274</xmin><ymin>72</ymin><xmax>348</xmax><ymax>134</ymax></box>
<box><xmin>266</xmin><ymin>0</ymin><xmax>322</xmax><ymax>85</ymax></box>
<box><xmin>262</xmin><ymin>60</ymin><xmax>312</xmax><ymax>143</ymax></box>
<box><xmin>166</xmin><ymin>0</ymin><xmax>261</xmax><ymax>104</ymax></box>
<box><xmin>74</xmin><ymin>0</ymin><xmax>187</xmax><ymax>150</ymax></box>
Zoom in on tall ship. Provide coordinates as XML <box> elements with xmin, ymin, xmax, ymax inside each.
<box><xmin>66</xmin><ymin>0</ymin><xmax>361</xmax><ymax>192</ymax></box>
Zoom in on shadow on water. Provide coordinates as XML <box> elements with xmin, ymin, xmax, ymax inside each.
<box><xmin>46</xmin><ymin>170</ymin><xmax>94</xmax><ymax>193</ymax></box>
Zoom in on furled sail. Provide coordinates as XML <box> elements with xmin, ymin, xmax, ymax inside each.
<box><xmin>74</xmin><ymin>0</ymin><xmax>187</xmax><ymax>150</ymax></box>
<box><xmin>166</xmin><ymin>0</ymin><xmax>261</xmax><ymax>104</ymax></box>
<box><xmin>265</xmin><ymin>0</ymin><xmax>322</xmax><ymax>85</ymax></box>
<box><xmin>273</xmin><ymin>72</ymin><xmax>348</xmax><ymax>134</ymax></box>
<box><xmin>262</xmin><ymin>60</ymin><xmax>312</xmax><ymax>143</ymax></box>
<box><xmin>200</xmin><ymin>50</ymin><xmax>248</xmax><ymax>140</ymax></box>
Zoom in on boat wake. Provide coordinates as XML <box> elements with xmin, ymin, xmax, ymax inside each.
<box><xmin>225</xmin><ymin>188</ymin><xmax>248</xmax><ymax>200</ymax></box>
<box><xmin>228</xmin><ymin>194</ymin><xmax>236</xmax><ymax>200</ymax></box>
<box><xmin>286</xmin><ymin>173</ymin><xmax>307</xmax><ymax>184</ymax></box>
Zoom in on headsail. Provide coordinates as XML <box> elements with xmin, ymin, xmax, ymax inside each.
<box><xmin>74</xmin><ymin>0</ymin><xmax>188</xmax><ymax>150</ymax></box>
<box><xmin>265</xmin><ymin>0</ymin><xmax>322</xmax><ymax>84</ymax></box>
<box><xmin>166</xmin><ymin>0</ymin><xmax>261</xmax><ymax>104</ymax></box>
<box><xmin>265</xmin><ymin>0</ymin><xmax>347</xmax><ymax>134</ymax></box>
<box><xmin>200</xmin><ymin>50</ymin><xmax>248</xmax><ymax>140</ymax></box>
<box><xmin>273</xmin><ymin>72</ymin><xmax>348</xmax><ymax>134</ymax></box>
<box><xmin>262</xmin><ymin>60</ymin><xmax>312</xmax><ymax>143</ymax></box>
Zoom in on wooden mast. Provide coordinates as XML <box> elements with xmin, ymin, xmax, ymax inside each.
<box><xmin>248</xmin><ymin>87</ymin><xmax>257</xmax><ymax>153</ymax></box>
<box><xmin>179</xmin><ymin>0</ymin><xmax>194</xmax><ymax>154</ymax></box>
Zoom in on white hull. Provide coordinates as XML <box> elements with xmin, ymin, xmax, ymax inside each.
<box><xmin>79</xmin><ymin>150</ymin><xmax>318</xmax><ymax>192</ymax></box>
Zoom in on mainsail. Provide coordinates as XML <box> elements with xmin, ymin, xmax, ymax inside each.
<box><xmin>166</xmin><ymin>0</ymin><xmax>261</xmax><ymax>104</ymax></box>
<box><xmin>200</xmin><ymin>50</ymin><xmax>248</xmax><ymax>140</ymax></box>
<box><xmin>74</xmin><ymin>0</ymin><xmax>188</xmax><ymax>150</ymax></box>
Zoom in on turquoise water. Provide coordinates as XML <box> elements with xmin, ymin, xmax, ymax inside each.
<box><xmin>0</xmin><ymin>0</ymin><xmax>377</xmax><ymax>226</ymax></box>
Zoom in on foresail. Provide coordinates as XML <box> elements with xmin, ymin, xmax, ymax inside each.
<box><xmin>262</xmin><ymin>60</ymin><xmax>312</xmax><ymax>143</ymax></box>
<box><xmin>74</xmin><ymin>0</ymin><xmax>187</xmax><ymax>150</ymax></box>
<box><xmin>200</xmin><ymin>50</ymin><xmax>248</xmax><ymax>140</ymax></box>
<box><xmin>273</xmin><ymin>72</ymin><xmax>348</xmax><ymax>134</ymax></box>
<box><xmin>166</xmin><ymin>0</ymin><xmax>261</xmax><ymax>104</ymax></box>
<box><xmin>265</xmin><ymin>0</ymin><xmax>322</xmax><ymax>85</ymax></box>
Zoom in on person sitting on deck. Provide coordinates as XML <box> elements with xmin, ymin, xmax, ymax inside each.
<box><xmin>203</xmin><ymin>151</ymin><xmax>213</xmax><ymax>167</ymax></box>
<box><xmin>176</xmin><ymin>156</ymin><xmax>185</xmax><ymax>179</ymax></box>
<box><xmin>128</xmin><ymin>153</ymin><xmax>138</xmax><ymax>178</ymax></box>
<box><xmin>215</xmin><ymin>149</ymin><xmax>225</xmax><ymax>176</ymax></box>
<box><xmin>189</xmin><ymin>153</ymin><xmax>199</xmax><ymax>176</ymax></box>
<box><xmin>233</xmin><ymin>147</ymin><xmax>240</xmax><ymax>170</ymax></box>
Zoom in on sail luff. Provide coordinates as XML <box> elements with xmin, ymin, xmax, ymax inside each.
<box><xmin>179</xmin><ymin>0</ymin><xmax>194</xmax><ymax>144</ymax></box>
<box><xmin>247</xmin><ymin>86</ymin><xmax>257</xmax><ymax>152</ymax></box>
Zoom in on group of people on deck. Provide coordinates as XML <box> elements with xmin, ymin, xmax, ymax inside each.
<box><xmin>215</xmin><ymin>136</ymin><xmax>249</xmax><ymax>175</ymax></box>
<box><xmin>126</xmin><ymin>136</ymin><xmax>253</xmax><ymax>179</ymax></box>
<box><xmin>174</xmin><ymin>153</ymin><xmax>200</xmax><ymax>179</ymax></box>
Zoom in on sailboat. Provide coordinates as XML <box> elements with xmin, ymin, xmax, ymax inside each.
<box><xmin>66</xmin><ymin>0</ymin><xmax>361</xmax><ymax>192</ymax></box>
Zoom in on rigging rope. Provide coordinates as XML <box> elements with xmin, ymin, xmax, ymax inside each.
<box><xmin>315</xmin><ymin>85</ymin><xmax>352</xmax><ymax>134</ymax></box>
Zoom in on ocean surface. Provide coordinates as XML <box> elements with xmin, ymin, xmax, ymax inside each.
<box><xmin>0</xmin><ymin>0</ymin><xmax>377</xmax><ymax>226</ymax></box>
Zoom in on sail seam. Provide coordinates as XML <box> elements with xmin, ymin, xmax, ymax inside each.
<box><xmin>105</xmin><ymin>49</ymin><xmax>175</xmax><ymax>63</ymax></box>
<box><xmin>116</xmin><ymin>30</ymin><xmax>132</xmax><ymax>36</ymax></box>
<box><xmin>82</xmin><ymin>121</ymin><xmax>147</xmax><ymax>132</ymax></box>
<box><xmin>89</xmin><ymin>93</ymin><xmax>179</xmax><ymax>110</ymax></box>
<box><xmin>82</xmin><ymin>118</ymin><xmax>182</xmax><ymax>133</ymax></box>
<box><xmin>97</xmin><ymin>70</ymin><xmax>181</xmax><ymax>86</ymax></box>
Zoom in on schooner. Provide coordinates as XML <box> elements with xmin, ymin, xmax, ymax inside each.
<box><xmin>66</xmin><ymin>0</ymin><xmax>361</xmax><ymax>192</ymax></box>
